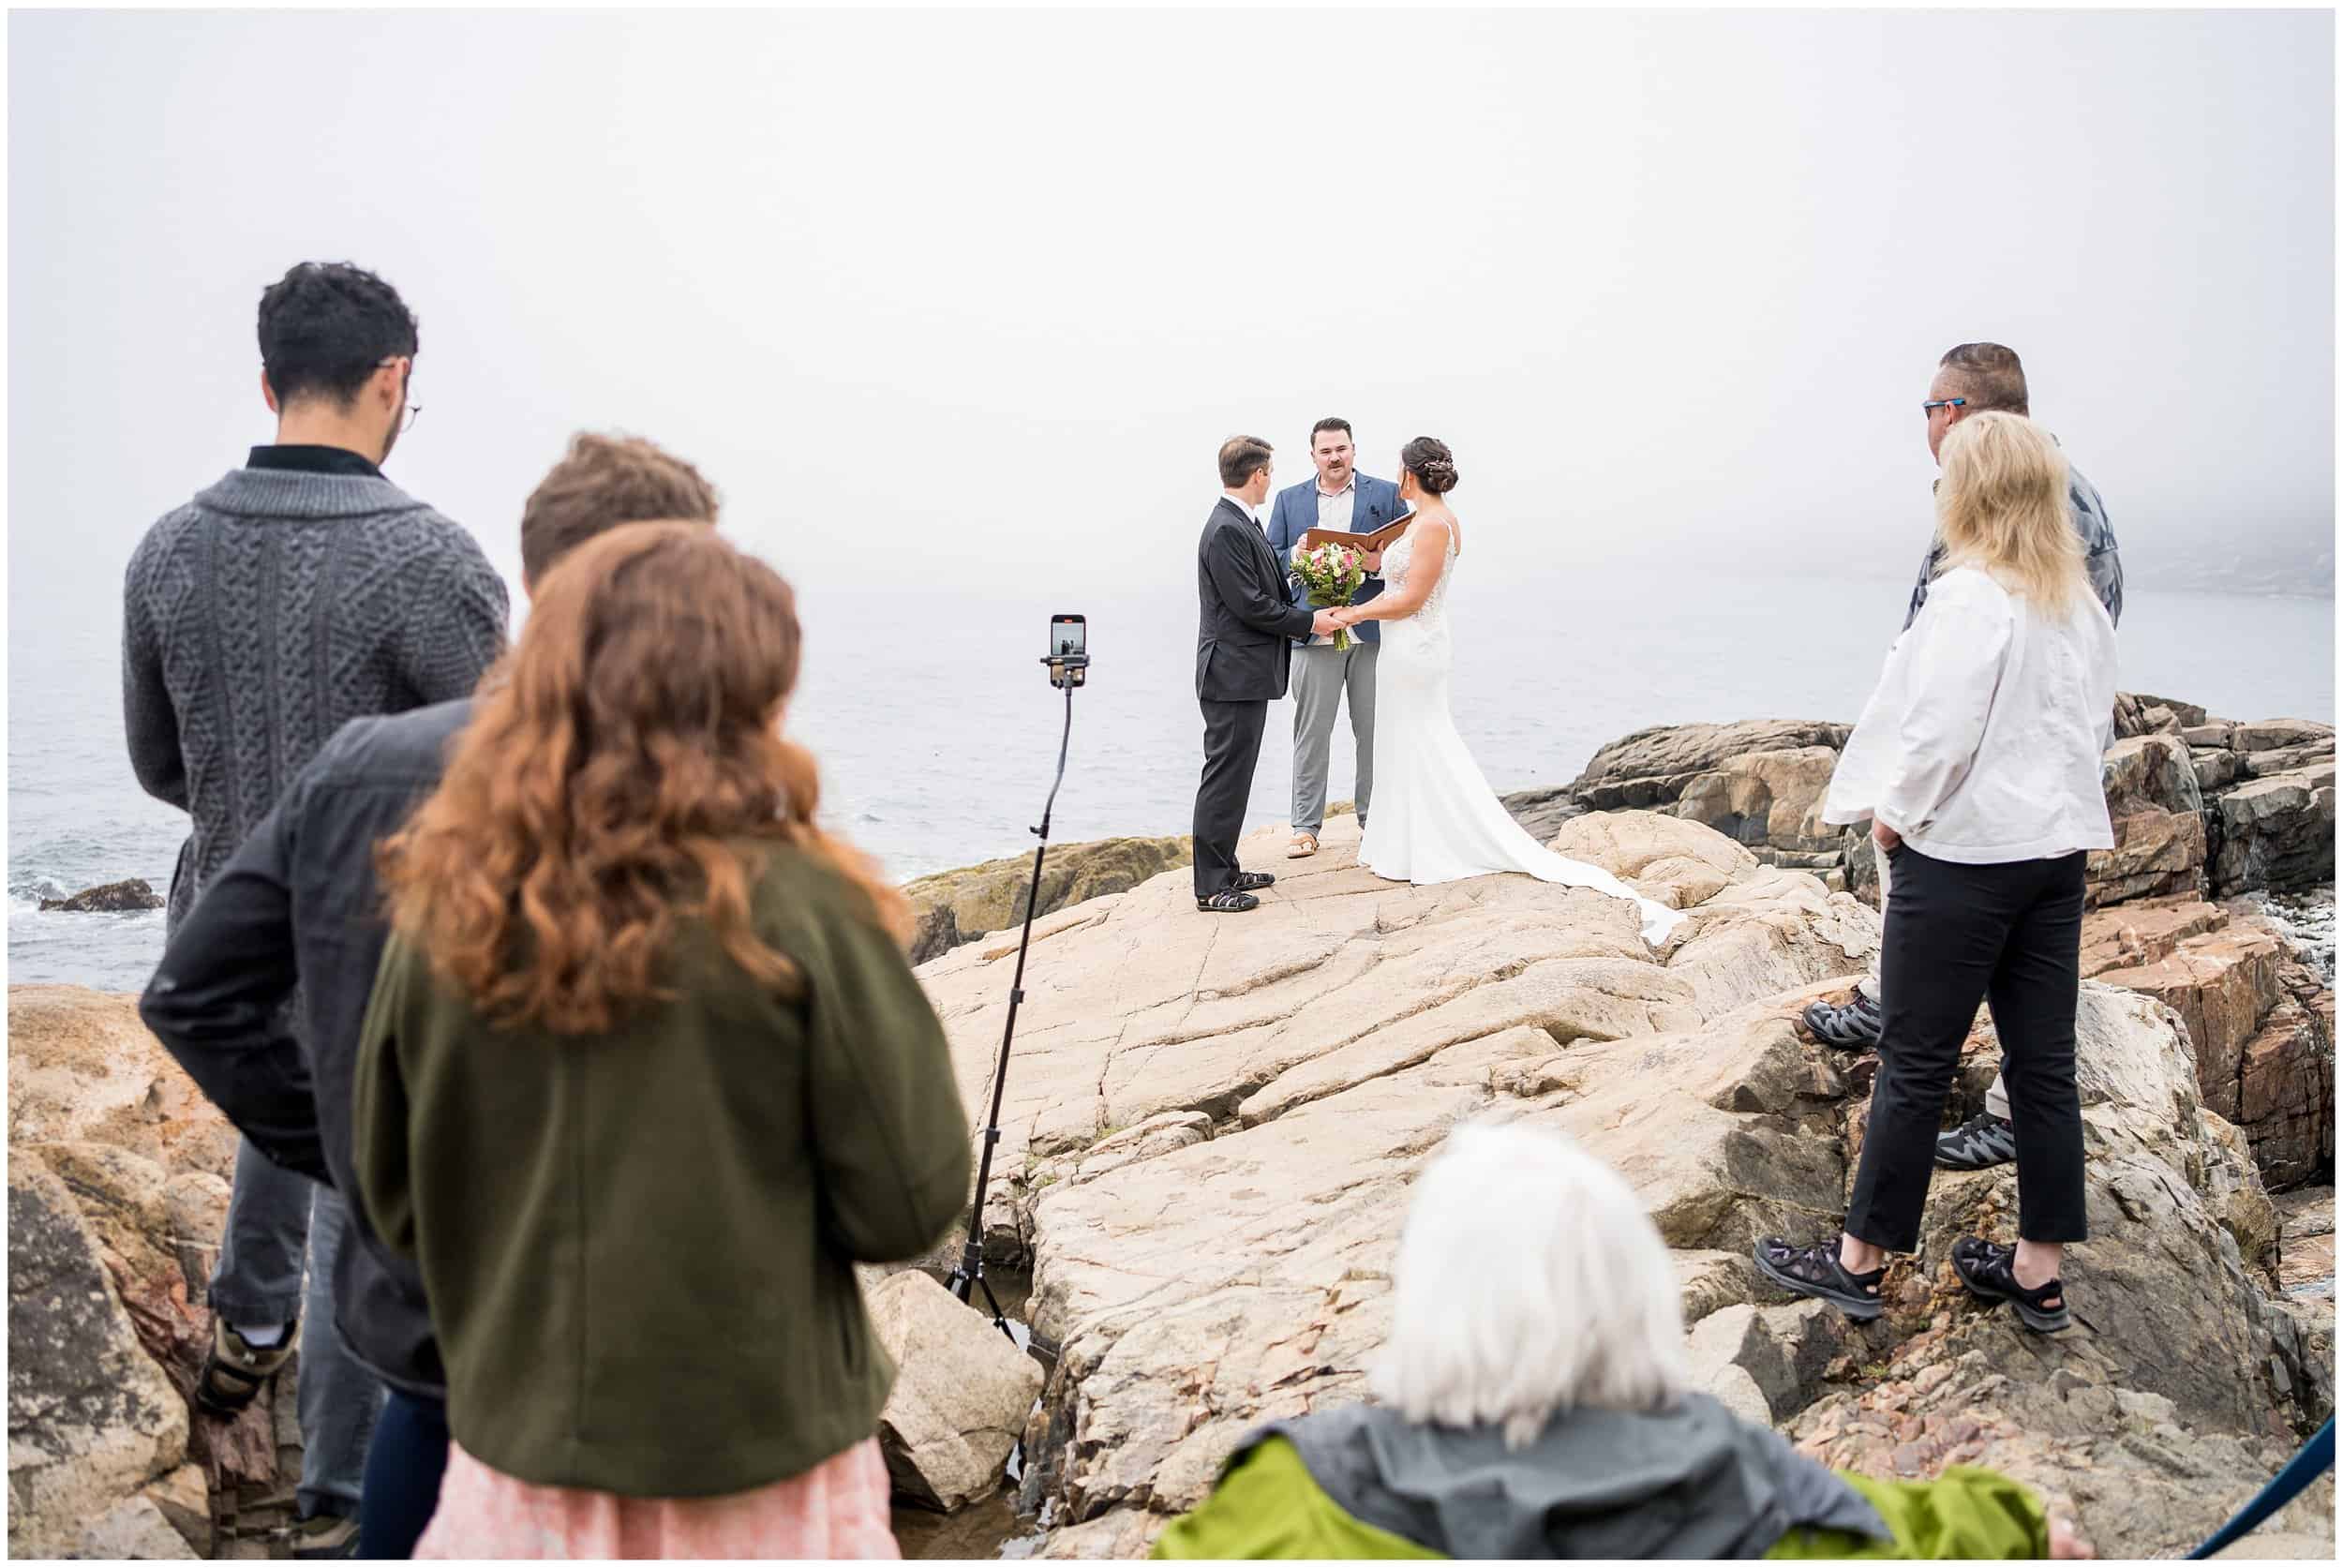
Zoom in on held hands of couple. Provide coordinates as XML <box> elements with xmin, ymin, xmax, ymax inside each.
<box><xmin>1311</xmin><ymin>609</ymin><xmax>1347</xmax><ymax>637</ymax></box>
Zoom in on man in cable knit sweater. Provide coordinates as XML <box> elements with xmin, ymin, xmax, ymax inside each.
<box><xmin>122</xmin><ymin>261</ymin><xmax>507</xmax><ymax>1556</ymax></box>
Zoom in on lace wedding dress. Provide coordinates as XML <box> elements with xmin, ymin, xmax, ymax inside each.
<box><xmin>1358</xmin><ymin>521</ymin><xmax>1685</xmax><ymax>947</ymax></box>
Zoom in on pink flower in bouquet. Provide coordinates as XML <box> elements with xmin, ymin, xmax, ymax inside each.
<box><xmin>1294</xmin><ymin>543</ymin><xmax>1368</xmax><ymax>651</ymax></box>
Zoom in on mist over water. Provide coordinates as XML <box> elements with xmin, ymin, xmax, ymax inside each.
<box><xmin>15</xmin><ymin>566</ymin><xmax>2331</xmax><ymax>993</ymax></box>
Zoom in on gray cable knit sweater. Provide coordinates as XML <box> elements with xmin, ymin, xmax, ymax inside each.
<box><xmin>123</xmin><ymin>467</ymin><xmax>509</xmax><ymax>930</ymax></box>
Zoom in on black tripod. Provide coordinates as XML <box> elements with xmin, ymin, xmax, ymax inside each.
<box><xmin>946</xmin><ymin>651</ymin><xmax>1086</xmax><ymax>1343</ymax></box>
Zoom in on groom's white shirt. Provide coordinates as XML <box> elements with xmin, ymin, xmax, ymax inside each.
<box><xmin>1220</xmin><ymin>490</ymin><xmax>1261</xmax><ymax>527</ymax></box>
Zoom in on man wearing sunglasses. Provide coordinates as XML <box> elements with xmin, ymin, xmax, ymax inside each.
<box><xmin>123</xmin><ymin>261</ymin><xmax>507</xmax><ymax>1556</ymax></box>
<box><xmin>1804</xmin><ymin>342</ymin><xmax>2124</xmax><ymax>1173</ymax></box>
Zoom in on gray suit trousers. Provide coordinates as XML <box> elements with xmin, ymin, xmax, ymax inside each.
<box><xmin>1290</xmin><ymin>640</ymin><xmax>1378</xmax><ymax>835</ymax></box>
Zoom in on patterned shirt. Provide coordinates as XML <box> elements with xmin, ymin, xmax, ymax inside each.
<box><xmin>1904</xmin><ymin>460</ymin><xmax>2123</xmax><ymax>632</ymax></box>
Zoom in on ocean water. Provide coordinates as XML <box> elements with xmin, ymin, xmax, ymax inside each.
<box><xmin>11</xmin><ymin>572</ymin><xmax>2333</xmax><ymax>993</ymax></box>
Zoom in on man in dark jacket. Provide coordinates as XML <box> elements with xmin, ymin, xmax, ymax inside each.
<box><xmin>1193</xmin><ymin>435</ymin><xmax>1342</xmax><ymax>912</ymax></box>
<box><xmin>123</xmin><ymin>261</ymin><xmax>506</xmax><ymax>1555</ymax></box>
<box><xmin>139</xmin><ymin>432</ymin><xmax>720</xmax><ymax>1559</ymax></box>
<box><xmin>1803</xmin><ymin>343</ymin><xmax>2124</xmax><ymax>1172</ymax></box>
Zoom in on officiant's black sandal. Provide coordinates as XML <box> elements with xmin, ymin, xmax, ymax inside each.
<box><xmin>1753</xmin><ymin>1235</ymin><xmax>1886</xmax><ymax>1321</ymax></box>
<box><xmin>1952</xmin><ymin>1236</ymin><xmax>2071</xmax><ymax>1334</ymax></box>
<box><xmin>1198</xmin><ymin>889</ymin><xmax>1261</xmax><ymax>913</ymax></box>
<box><xmin>1231</xmin><ymin>871</ymin><xmax>1276</xmax><ymax>892</ymax></box>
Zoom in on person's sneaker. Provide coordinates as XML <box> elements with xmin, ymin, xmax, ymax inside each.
<box><xmin>1935</xmin><ymin>1112</ymin><xmax>2018</xmax><ymax>1171</ymax></box>
<box><xmin>194</xmin><ymin>1315</ymin><xmax>297</xmax><ymax>1416</ymax></box>
<box><xmin>1801</xmin><ymin>991</ymin><xmax>1884</xmax><ymax>1050</ymax></box>
<box><xmin>292</xmin><ymin>1514</ymin><xmax>361</xmax><ymax>1560</ymax></box>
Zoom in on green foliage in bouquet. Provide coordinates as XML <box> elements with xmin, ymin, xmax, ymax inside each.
<box><xmin>1292</xmin><ymin>542</ymin><xmax>1368</xmax><ymax>651</ymax></box>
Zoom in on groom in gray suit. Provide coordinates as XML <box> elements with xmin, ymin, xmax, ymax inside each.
<box><xmin>1265</xmin><ymin>418</ymin><xmax>1407</xmax><ymax>858</ymax></box>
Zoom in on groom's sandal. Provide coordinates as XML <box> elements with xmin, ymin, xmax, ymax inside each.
<box><xmin>196</xmin><ymin>1314</ymin><xmax>297</xmax><ymax>1416</ymax></box>
<box><xmin>1952</xmin><ymin>1236</ymin><xmax>2071</xmax><ymax>1334</ymax></box>
<box><xmin>1232</xmin><ymin>871</ymin><xmax>1276</xmax><ymax>892</ymax></box>
<box><xmin>1198</xmin><ymin>889</ymin><xmax>1261</xmax><ymax>913</ymax></box>
<box><xmin>1753</xmin><ymin>1236</ymin><xmax>1886</xmax><ymax>1321</ymax></box>
<box><xmin>1288</xmin><ymin>832</ymin><xmax>1319</xmax><ymax>859</ymax></box>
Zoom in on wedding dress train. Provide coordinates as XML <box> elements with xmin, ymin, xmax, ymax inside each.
<box><xmin>1357</xmin><ymin>523</ymin><xmax>1685</xmax><ymax>947</ymax></box>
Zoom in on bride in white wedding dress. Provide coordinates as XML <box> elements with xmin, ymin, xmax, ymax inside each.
<box><xmin>1328</xmin><ymin>438</ymin><xmax>1683</xmax><ymax>948</ymax></box>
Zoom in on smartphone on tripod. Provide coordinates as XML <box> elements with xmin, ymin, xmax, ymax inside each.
<box><xmin>1048</xmin><ymin>614</ymin><xmax>1087</xmax><ymax>687</ymax></box>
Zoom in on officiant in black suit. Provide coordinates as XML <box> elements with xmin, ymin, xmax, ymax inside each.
<box><xmin>1194</xmin><ymin>436</ymin><xmax>1342</xmax><ymax>913</ymax></box>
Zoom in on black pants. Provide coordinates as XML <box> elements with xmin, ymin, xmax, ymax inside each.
<box><xmin>1845</xmin><ymin>846</ymin><xmax>2089</xmax><ymax>1253</ymax></box>
<box><xmin>1194</xmin><ymin>698</ymin><xmax>1269</xmax><ymax>898</ymax></box>
<box><xmin>358</xmin><ymin>1389</ymin><xmax>449</xmax><ymax>1558</ymax></box>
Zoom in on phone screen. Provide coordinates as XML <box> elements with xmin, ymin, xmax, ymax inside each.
<box><xmin>1051</xmin><ymin>616</ymin><xmax>1086</xmax><ymax>658</ymax></box>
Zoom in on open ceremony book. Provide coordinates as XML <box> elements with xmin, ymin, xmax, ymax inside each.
<box><xmin>1297</xmin><ymin>508</ymin><xmax>1414</xmax><ymax>556</ymax></box>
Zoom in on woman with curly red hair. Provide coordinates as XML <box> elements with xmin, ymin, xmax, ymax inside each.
<box><xmin>354</xmin><ymin>522</ymin><xmax>969</xmax><ymax>1557</ymax></box>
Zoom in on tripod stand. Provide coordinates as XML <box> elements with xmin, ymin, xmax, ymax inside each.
<box><xmin>946</xmin><ymin>652</ymin><xmax>1086</xmax><ymax>1343</ymax></box>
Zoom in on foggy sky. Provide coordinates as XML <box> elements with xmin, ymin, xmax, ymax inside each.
<box><xmin>8</xmin><ymin>8</ymin><xmax>2334</xmax><ymax>626</ymax></box>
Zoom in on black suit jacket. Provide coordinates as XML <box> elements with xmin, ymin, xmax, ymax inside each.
<box><xmin>1197</xmin><ymin>498</ymin><xmax>1315</xmax><ymax>703</ymax></box>
<box><xmin>141</xmin><ymin>697</ymin><xmax>474</xmax><ymax>1399</ymax></box>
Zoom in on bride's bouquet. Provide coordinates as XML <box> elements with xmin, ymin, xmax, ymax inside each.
<box><xmin>1292</xmin><ymin>541</ymin><xmax>1369</xmax><ymax>651</ymax></box>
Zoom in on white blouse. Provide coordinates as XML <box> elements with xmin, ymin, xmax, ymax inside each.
<box><xmin>1823</xmin><ymin>565</ymin><xmax>2118</xmax><ymax>864</ymax></box>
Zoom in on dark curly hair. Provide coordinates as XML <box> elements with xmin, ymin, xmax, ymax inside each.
<box><xmin>1400</xmin><ymin>436</ymin><xmax>1459</xmax><ymax>495</ymax></box>
<box><xmin>258</xmin><ymin>261</ymin><xmax>419</xmax><ymax>408</ymax></box>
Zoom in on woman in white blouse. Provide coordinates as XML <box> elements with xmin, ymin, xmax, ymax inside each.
<box><xmin>1756</xmin><ymin>411</ymin><xmax>2117</xmax><ymax>1336</ymax></box>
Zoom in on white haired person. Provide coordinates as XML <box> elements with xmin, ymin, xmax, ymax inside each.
<box><xmin>1758</xmin><ymin>411</ymin><xmax>2116</xmax><ymax>1337</ymax></box>
<box><xmin>1152</xmin><ymin>1120</ymin><xmax>2093</xmax><ymax>1560</ymax></box>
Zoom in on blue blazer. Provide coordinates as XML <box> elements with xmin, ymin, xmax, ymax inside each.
<box><xmin>1266</xmin><ymin>474</ymin><xmax>1404</xmax><ymax>647</ymax></box>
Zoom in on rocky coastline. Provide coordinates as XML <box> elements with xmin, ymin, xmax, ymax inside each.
<box><xmin>8</xmin><ymin>694</ymin><xmax>2334</xmax><ymax>1559</ymax></box>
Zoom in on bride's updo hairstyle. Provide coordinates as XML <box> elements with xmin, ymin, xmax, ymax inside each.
<box><xmin>1401</xmin><ymin>436</ymin><xmax>1460</xmax><ymax>495</ymax></box>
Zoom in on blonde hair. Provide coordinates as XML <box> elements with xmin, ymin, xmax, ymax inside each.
<box><xmin>1370</xmin><ymin>1118</ymin><xmax>1687</xmax><ymax>1447</ymax></box>
<box><xmin>1933</xmin><ymin>411</ymin><xmax>2085</xmax><ymax>618</ymax></box>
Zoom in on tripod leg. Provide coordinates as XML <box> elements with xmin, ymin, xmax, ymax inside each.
<box><xmin>953</xmin><ymin>678</ymin><xmax>1074</xmax><ymax>1357</ymax></box>
<box><xmin>976</xmin><ymin>1273</ymin><xmax>1018</xmax><ymax>1346</ymax></box>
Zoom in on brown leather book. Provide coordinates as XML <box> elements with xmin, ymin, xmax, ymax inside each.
<box><xmin>1297</xmin><ymin>510</ymin><xmax>1413</xmax><ymax>556</ymax></box>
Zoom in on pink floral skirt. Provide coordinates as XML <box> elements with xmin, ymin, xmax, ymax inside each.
<box><xmin>414</xmin><ymin>1436</ymin><xmax>901</xmax><ymax>1560</ymax></box>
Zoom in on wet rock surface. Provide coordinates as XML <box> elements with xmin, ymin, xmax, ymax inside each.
<box><xmin>38</xmin><ymin>877</ymin><xmax>167</xmax><ymax>914</ymax></box>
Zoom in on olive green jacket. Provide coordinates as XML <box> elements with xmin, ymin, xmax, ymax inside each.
<box><xmin>354</xmin><ymin>844</ymin><xmax>970</xmax><ymax>1498</ymax></box>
